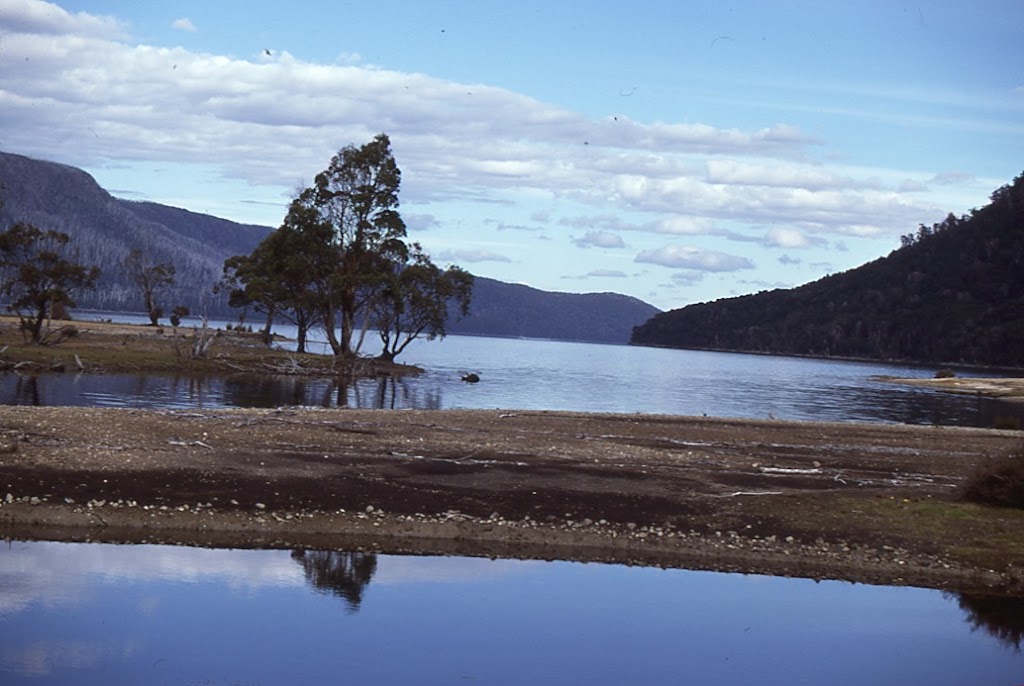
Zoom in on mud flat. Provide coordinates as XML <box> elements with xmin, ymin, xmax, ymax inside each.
<box><xmin>1</xmin><ymin>405</ymin><xmax>1023</xmax><ymax>594</ymax></box>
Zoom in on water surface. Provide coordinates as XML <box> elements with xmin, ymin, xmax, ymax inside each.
<box><xmin>4</xmin><ymin>321</ymin><xmax>1021</xmax><ymax>427</ymax></box>
<box><xmin>0</xmin><ymin>541</ymin><xmax>1020</xmax><ymax>685</ymax></box>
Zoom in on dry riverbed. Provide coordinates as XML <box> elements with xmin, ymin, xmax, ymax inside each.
<box><xmin>2</xmin><ymin>405</ymin><xmax>1023</xmax><ymax>596</ymax></box>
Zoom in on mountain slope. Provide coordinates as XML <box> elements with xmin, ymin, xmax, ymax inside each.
<box><xmin>631</xmin><ymin>172</ymin><xmax>1024</xmax><ymax>367</ymax></box>
<box><xmin>0</xmin><ymin>151</ymin><xmax>269</xmax><ymax>315</ymax></box>
<box><xmin>0</xmin><ymin>151</ymin><xmax>658</xmax><ymax>343</ymax></box>
<box><xmin>449</xmin><ymin>276</ymin><xmax>660</xmax><ymax>343</ymax></box>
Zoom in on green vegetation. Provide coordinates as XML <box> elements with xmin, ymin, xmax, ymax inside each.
<box><xmin>632</xmin><ymin>171</ymin><xmax>1024</xmax><ymax>367</ymax></box>
<box><xmin>222</xmin><ymin>134</ymin><xmax>473</xmax><ymax>361</ymax></box>
<box><xmin>1</xmin><ymin>151</ymin><xmax>659</xmax><ymax>344</ymax></box>
<box><xmin>0</xmin><ymin>223</ymin><xmax>100</xmax><ymax>343</ymax></box>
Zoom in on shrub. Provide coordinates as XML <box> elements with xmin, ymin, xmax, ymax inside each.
<box><xmin>935</xmin><ymin>368</ymin><xmax>956</xmax><ymax>378</ymax></box>
<box><xmin>962</xmin><ymin>447</ymin><xmax>1024</xmax><ymax>508</ymax></box>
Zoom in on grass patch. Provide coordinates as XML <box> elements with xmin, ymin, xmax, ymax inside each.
<box><xmin>0</xmin><ymin>317</ymin><xmax>418</xmax><ymax>378</ymax></box>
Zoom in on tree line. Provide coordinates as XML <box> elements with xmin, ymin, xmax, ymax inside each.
<box><xmin>631</xmin><ymin>171</ymin><xmax>1024</xmax><ymax>368</ymax></box>
<box><xmin>0</xmin><ymin>135</ymin><xmax>472</xmax><ymax>360</ymax></box>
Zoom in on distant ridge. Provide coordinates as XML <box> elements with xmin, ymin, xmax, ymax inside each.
<box><xmin>631</xmin><ymin>171</ymin><xmax>1024</xmax><ymax>367</ymax></box>
<box><xmin>0</xmin><ymin>151</ymin><xmax>269</xmax><ymax>315</ymax></box>
<box><xmin>450</xmin><ymin>276</ymin><xmax>660</xmax><ymax>344</ymax></box>
<box><xmin>0</xmin><ymin>151</ymin><xmax>658</xmax><ymax>344</ymax></box>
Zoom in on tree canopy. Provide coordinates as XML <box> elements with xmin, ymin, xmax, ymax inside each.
<box><xmin>224</xmin><ymin>134</ymin><xmax>473</xmax><ymax>360</ymax></box>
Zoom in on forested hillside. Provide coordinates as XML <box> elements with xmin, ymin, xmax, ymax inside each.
<box><xmin>0</xmin><ymin>151</ymin><xmax>657</xmax><ymax>344</ymax></box>
<box><xmin>0</xmin><ymin>151</ymin><xmax>270</xmax><ymax>316</ymax></box>
<box><xmin>631</xmin><ymin>172</ymin><xmax>1024</xmax><ymax>367</ymax></box>
<box><xmin>449</xmin><ymin>276</ymin><xmax>660</xmax><ymax>343</ymax></box>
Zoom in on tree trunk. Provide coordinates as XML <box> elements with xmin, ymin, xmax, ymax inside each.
<box><xmin>323</xmin><ymin>308</ymin><xmax>343</xmax><ymax>356</ymax></box>
<box><xmin>261</xmin><ymin>307</ymin><xmax>275</xmax><ymax>347</ymax></box>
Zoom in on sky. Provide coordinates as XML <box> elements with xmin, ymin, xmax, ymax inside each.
<box><xmin>1</xmin><ymin>0</ymin><xmax>1022</xmax><ymax>311</ymax></box>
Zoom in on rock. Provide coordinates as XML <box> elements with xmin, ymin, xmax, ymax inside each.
<box><xmin>461</xmin><ymin>373</ymin><xmax>480</xmax><ymax>383</ymax></box>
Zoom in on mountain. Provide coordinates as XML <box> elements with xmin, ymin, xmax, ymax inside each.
<box><xmin>450</xmin><ymin>276</ymin><xmax>660</xmax><ymax>343</ymax></box>
<box><xmin>631</xmin><ymin>172</ymin><xmax>1024</xmax><ymax>367</ymax></box>
<box><xmin>0</xmin><ymin>151</ymin><xmax>269</xmax><ymax>316</ymax></box>
<box><xmin>0</xmin><ymin>151</ymin><xmax>658</xmax><ymax>344</ymax></box>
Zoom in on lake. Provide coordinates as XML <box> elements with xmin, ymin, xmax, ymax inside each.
<box><xmin>3</xmin><ymin>317</ymin><xmax>1023</xmax><ymax>682</ymax></box>
<box><xmin>0</xmin><ymin>541</ymin><xmax>1021</xmax><ymax>685</ymax></box>
<box><xmin>3</xmin><ymin>314</ymin><xmax>1022</xmax><ymax>428</ymax></box>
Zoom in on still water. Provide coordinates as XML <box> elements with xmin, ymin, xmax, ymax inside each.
<box><xmin>1</xmin><ymin>541</ymin><xmax>1021</xmax><ymax>685</ymax></box>
<box><xmin>3</xmin><ymin>315</ymin><xmax>1021</xmax><ymax>427</ymax></box>
<box><xmin>4</xmin><ymin>317</ymin><xmax>1023</xmax><ymax>682</ymax></box>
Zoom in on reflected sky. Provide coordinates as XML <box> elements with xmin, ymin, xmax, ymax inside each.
<box><xmin>0</xmin><ymin>541</ymin><xmax>1021</xmax><ymax>685</ymax></box>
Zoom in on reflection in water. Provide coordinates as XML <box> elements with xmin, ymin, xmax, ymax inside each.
<box><xmin>1</xmin><ymin>541</ymin><xmax>1023</xmax><ymax>684</ymax></box>
<box><xmin>291</xmin><ymin>550</ymin><xmax>378</xmax><ymax>611</ymax></box>
<box><xmin>1</xmin><ymin>335</ymin><xmax>1022</xmax><ymax>426</ymax></box>
<box><xmin>955</xmin><ymin>592</ymin><xmax>1024</xmax><ymax>652</ymax></box>
<box><xmin>7</xmin><ymin>375</ymin><xmax>42</xmax><ymax>406</ymax></box>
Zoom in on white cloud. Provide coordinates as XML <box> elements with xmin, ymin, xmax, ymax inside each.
<box><xmin>0</xmin><ymin>0</ymin><xmax>127</xmax><ymax>39</ymax></box>
<box><xmin>0</xmin><ymin>1</ymin><xmax>952</xmax><ymax>252</ymax></box>
<box><xmin>763</xmin><ymin>227</ymin><xmax>822</xmax><ymax>249</ymax></box>
<box><xmin>930</xmin><ymin>171</ymin><xmax>975</xmax><ymax>186</ymax></box>
<box><xmin>436</xmin><ymin>248</ymin><xmax>512</xmax><ymax>263</ymax></box>
<box><xmin>653</xmin><ymin>216</ymin><xmax>716</xmax><ymax>235</ymax></box>
<box><xmin>562</xmin><ymin>269</ymin><xmax>629</xmax><ymax>280</ymax></box>
<box><xmin>572</xmin><ymin>230</ymin><xmax>625</xmax><ymax>249</ymax></box>
<box><xmin>171</xmin><ymin>17</ymin><xmax>197</xmax><ymax>33</ymax></box>
<box><xmin>635</xmin><ymin>244</ymin><xmax>754</xmax><ymax>272</ymax></box>
<box><xmin>404</xmin><ymin>213</ymin><xmax>439</xmax><ymax>232</ymax></box>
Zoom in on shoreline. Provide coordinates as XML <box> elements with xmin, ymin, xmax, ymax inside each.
<box><xmin>880</xmin><ymin>376</ymin><xmax>1024</xmax><ymax>404</ymax></box>
<box><xmin>2</xmin><ymin>405</ymin><xmax>1023</xmax><ymax>596</ymax></box>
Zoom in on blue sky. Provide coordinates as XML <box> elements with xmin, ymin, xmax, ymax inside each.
<box><xmin>1</xmin><ymin>0</ymin><xmax>1022</xmax><ymax>310</ymax></box>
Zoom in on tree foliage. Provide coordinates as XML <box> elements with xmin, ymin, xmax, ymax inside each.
<box><xmin>0</xmin><ymin>222</ymin><xmax>100</xmax><ymax>343</ymax></box>
<box><xmin>221</xmin><ymin>204</ymin><xmax>330</xmax><ymax>352</ymax></box>
<box><xmin>372</xmin><ymin>245</ymin><xmax>473</xmax><ymax>361</ymax></box>
<box><xmin>631</xmin><ymin>171</ymin><xmax>1024</xmax><ymax>367</ymax></box>
<box><xmin>223</xmin><ymin>134</ymin><xmax>473</xmax><ymax>360</ymax></box>
<box><xmin>124</xmin><ymin>248</ymin><xmax>176</xmax><ymax>325</ymax></box>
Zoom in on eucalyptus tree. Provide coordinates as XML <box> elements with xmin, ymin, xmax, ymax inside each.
<box><xmin>370</xmin><ymin>244</ymin><xmax>474</xmax><ymax>362</ymax></box>
<box><xmin>226</xmin><ymin>133</ymin><xmax>473</xmax><ymax>361</ymax></box>
<box><xmin>300</xmin><ymin>133</ymin><xmax>409</xmax><ymax>356</ymax></box>
<box><xmin>123</xmin><ymin>248</ymin><xmax>175</xmax><ymax>325</ymax></box>
<box><xmin>221</xmin><ymin>204</ymin><xmax>330</xmax><ymax>352</ymax></box>
<box><xmin>0</xmin><ymin>222</ymin><xmax>99</xmax><ymax>343</ymax></box>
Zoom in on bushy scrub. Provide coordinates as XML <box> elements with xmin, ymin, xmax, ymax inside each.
<box><xmin>963</xmin><ymin>447</ymin><xmax>1024</xmax><ymax>508</ymax></box>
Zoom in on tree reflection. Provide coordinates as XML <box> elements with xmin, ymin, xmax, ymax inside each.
<box><xmin>953</xmin><ymin>592</ymin><xmax>1024</xmax><ymax>652</ymax></box>
<box><xmin>291</xmin><ymin>550</ymin><xmax>377</xmax><ymax>611</ymax></box>
<box><xmin>222</xmin><ymin>375</ymin><xmax>310</xmax><ymax>408</ymax></box>
<box><xmin>8</xmin><ymin>374</ymin><xmax>42</xmax><ymax>405</ymax></box>
<box><xmin>324</xmin><ymin>375</ymin><xmax>441</xmax><ymax>409</ymax></box>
